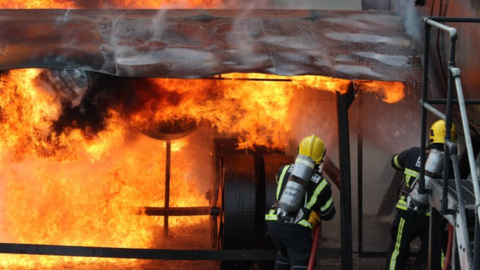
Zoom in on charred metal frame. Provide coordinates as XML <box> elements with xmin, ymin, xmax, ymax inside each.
<box><xmin>0</xmin><ymin>242</ymin><xmax>276</xmax><ymax>260</ymax></box>
<box><xmin>419</xmin><ymin>16</ymin><xmax>480</xmax><ymax>270</ymax></box>
<box><xmin>337</xmin><ymin>84</ymin><xmax>355</xmax><ymax>270</ymax></box>
<box><xmin>164</xmin><ymin>141</ymin><xmax>171</xmax><ymax>236</ymax></box>
<box><xmin>357</xmin><ymin>91</ymin><xmax>364</xmax><ymax>257</ymax></box>
<box><xmin>351</xmin><ymin>87</ymin><xmax>393</xmax><ymax>259</ymax></box>
<box><xmin>355</xmin><ymin>90</ymin><xmax>388</xmax><ymax>259</ymax></box>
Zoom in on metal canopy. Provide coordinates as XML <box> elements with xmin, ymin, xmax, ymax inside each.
<box><xmin>0</xmin><ymin>9</ymin><xmax>422</xmax><ymax>82</ymax></box>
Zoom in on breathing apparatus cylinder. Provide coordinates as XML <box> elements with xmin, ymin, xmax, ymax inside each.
<box><xmin>277</xmin><ymin>154</ymin><xmax>315</xmax><ymax>220</ymax></box>
<box><xmin>409</xmin><ymin>148</ymin><xmax>445</xmax><ymax>209</ymax></box>
<box><xmin>424</xmin><ymin>148</ymin><xmax>445</xmax><ymax>186</ymax></box>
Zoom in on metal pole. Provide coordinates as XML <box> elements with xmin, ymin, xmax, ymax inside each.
<box><xmin>357</xmin><ymin>94</ymin><xmax>364</xmax><ymax>257</ymax></box>
<box><xmin>474</xmin><ymin>218</ymin><xmax>480</xmax><ymax>269</ymax></box>
<box><xmin>426</xmin><ymin>99</ymin><xmax>480</xmax><ymax>105</ymax></box>
<box><xmin>419</xmin><ymin>22</ymin><xmax>431</xmax><ymax>195</ymax></box>
<box><xmin>446</xmin><ymin>142</ymin><xmax>472</xmax><ymax>269</ymax></box>
<box><xmin>0</xmin><ymin>243</ymin><xmax>277</xmax><ymax>261</ymax></box>
<box><xmin>164</xmin><ymin>140</ymin><xmax>171</xmax><ymax>237</ymax></box>
<box><xmin>419</xmin><ymin>101</ymin><xmax>446</xmax><ymax>120</ymax></box>
<box><xmin>142</xmin><ymin>206</ymin><xmax>215</xmax><ymax>216</ymax></box>
<box><xmin>426</xmin><ymin>17</ymin><xmax>480</xmax><ymax>23</ymax></box>
<box><xmin>440</xmin><ymin>32</ymin><xmax>457</xmax><ymax>215</ymax></box>
<box><xmin>336</xmin><ymin>86</ymin><xmax>354</xmax><ymax>270</ymax></box>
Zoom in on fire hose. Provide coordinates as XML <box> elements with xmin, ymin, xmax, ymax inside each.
<box><xmin>442</xmin><ymin>223</ymin><xmax>454</xmax><ymax>270</ymax></box>
<box><xmin>308</xmin><ymin>222</ymin><xmax>321</xmax><ymax>270</ymax></box>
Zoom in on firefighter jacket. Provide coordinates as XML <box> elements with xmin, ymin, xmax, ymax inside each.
<box><xmin>265</xmin><ymin>164</ymin><xmax>336</xmax><ymax>229</ymax></box>
<box><xmin>392</xmin><ymin>145</ymin><xmax>449</xmax><ymax>215</ymax></box>
<box><xmin>392</xmin><ymin>147</ymin><xmax>423</xmax><ymax>213</ymax></box>
<box><xmin>392</xmin><ymin>147</ymin><xmax>421</xmax><ymax>211</ymax></box>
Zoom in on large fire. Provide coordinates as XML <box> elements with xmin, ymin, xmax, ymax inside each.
<box><xmin>0</xmin><ymin>0</ymin><xmax>407</xmax><ymax>269</ymax></box>
<box><xmin>0</xmin><ymin>68</ymin><xmax>404</xmax><ymax>268</ymax></box>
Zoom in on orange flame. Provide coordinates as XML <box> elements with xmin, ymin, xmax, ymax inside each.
<box><xmin>130</xmin><ymin>75</ymin><xmax>296</xmax><ymax>149</ymax></box>
<box><xmin>0</xmin><ymin>0</ymin><xmax>258</xmax><ymax>9</ymax></box>
<box><xmin>0</xmin><ymin>0</ymin><xmax>75</xmax><ymax>8</ymax></box>
<box><xmin>0</xmin><ymin>70</ymin><xmax>211</xmax><ymax>268</ymax></box>
<box><xmin>292</xmin><ymin>75</ymin><xmax>352</xmax><ymax>94</ymax></box>
<box><xmin>355</xmin><ymin>80</ymin><xmax>405</xmax><ymax>104</ymax></box>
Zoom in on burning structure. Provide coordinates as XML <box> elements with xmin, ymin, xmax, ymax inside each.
<box><xmin>0</xmin><ymin>0</ymin><xmax>479</xmax><ymax>270</ymax></box>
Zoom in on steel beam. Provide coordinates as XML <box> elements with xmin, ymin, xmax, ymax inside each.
<box><xmin>336</xmin><ymin>83</ymin><xmax>355</xmax><ymax>270</ymax></box>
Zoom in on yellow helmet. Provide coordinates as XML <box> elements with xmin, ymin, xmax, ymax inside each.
<box><xmin>298</xmin><ymin>135</ymin><xmax>326</xmax><ymax>164</ymax></box>
<box><xmin>429</xmin><ymin>120</ymin><xmax>457</xmax><ymax>144</ymax></box>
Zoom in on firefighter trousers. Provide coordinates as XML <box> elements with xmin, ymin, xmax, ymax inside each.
<box><xmin>385</xmin><ymin>210</ymin><xmax>431</xmax><ymax>270</ymax></box>
<box><xmin>267</xmin><ymin>221</ymin><xmax>312</xmax><ymax>270</ymax></box>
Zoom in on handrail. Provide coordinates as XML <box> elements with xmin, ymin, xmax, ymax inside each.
<box><xmin>418</xmin><ymin>17</ymin><xmax>458</xmax><ymax>196</ymax></box>
<box><xmin>447</xmin><ymin>140</ymin><xmax>472</xmax><ymax>268</ymax></box>
<box><xmin>420</xmin><ymin>16</ymin><xmax>480</xmax><ymax>270</ymax></box>
<box><xmin>450</xmin><ymin>67</ymin><xmax>480</xmax><ymax>224</ymax></box>
<box><xmin>419</xmin><ymin>100</ymin><xmax>446</xmax><ymax>120</ymax></box>
<box><xmin>423</xmin><ymin>17</ymin><xmax>458</xmax><ymax>37</ymax></box>
<box><xmin>419</xmin><ymin>17</ymin><xmax>457</xmax><ymax>210</ymax></box>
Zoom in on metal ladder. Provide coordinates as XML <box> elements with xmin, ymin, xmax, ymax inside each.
<box><xmin>419</xmin><ymin>17</ymin><xmax>480</xmax><ymax>270</ymax></box>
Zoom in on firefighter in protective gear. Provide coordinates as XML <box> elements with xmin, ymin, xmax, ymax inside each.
<box><xmin>385</xmin><ymin>120</ymin><xmax>455</xmax><ymax>270</ymax></box>
<box><xmin>266</xmin><ymin>135</ymin><xmax>336</xmax><ymax>270</ymax></box>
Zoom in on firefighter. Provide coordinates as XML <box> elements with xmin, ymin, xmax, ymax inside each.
<box><xmin>265</xmin><ymin>134</ymin><xmax>336</xmax><ymax>270</ymax></box>
<box><xmin>385</xmin><ymin>119</ymin><xmax>456</xmax><ymax>270</ymax></box>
